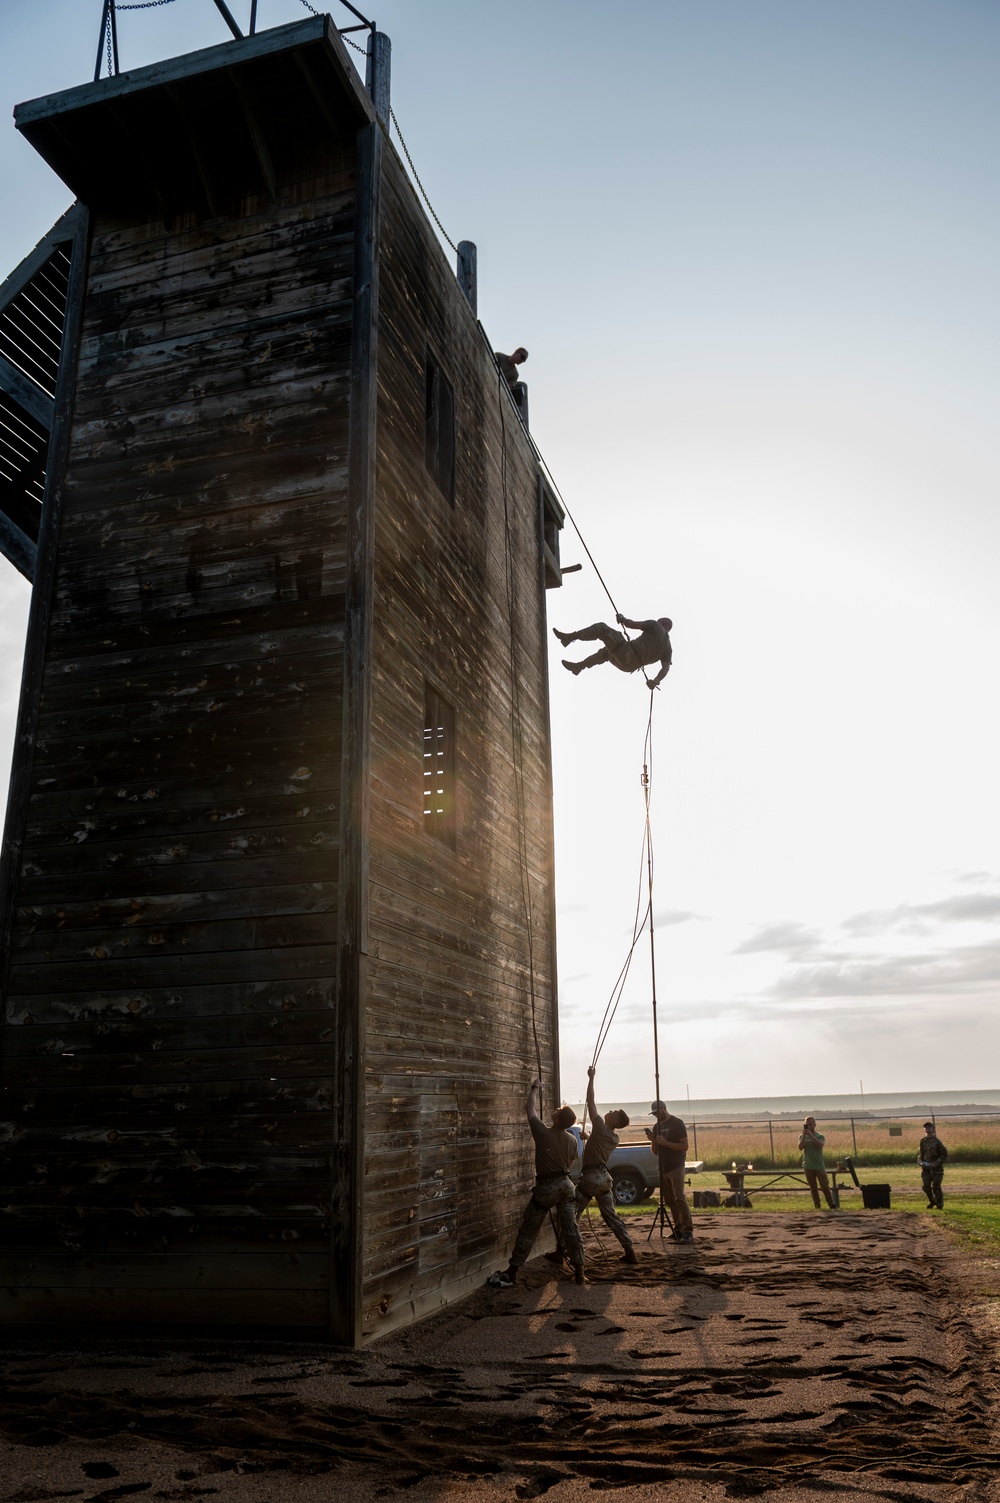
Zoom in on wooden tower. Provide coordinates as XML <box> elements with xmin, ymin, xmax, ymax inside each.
<box><xmin>0</xmin><ymin>15</ymin><xmax>566</xmax><ymax>1344</ymax></box>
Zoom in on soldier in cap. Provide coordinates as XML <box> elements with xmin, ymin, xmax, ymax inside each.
<box><xmin>547</xmin><ymin>1066</ymin><xmax>639</xmax><ymax>1268</ymax></box>
<box><xmin>495</xmin><ymin>347</ymin><xmax>528</xmax><ymax>390</ymax></box>
<box><xmin>576</xmin><ymin>1067</ymin><xmax>639</xmax><ymax>1261</ymax></box>
<box><xmin>554</xmin><ymin>614</ymin><xmax>673</xmax><ymax>688</ymax></box>
<box><xmin>647</xmin><ymin>1099</ymin><xmax>693</xmax><ymax>1242</ymax></box>
<box><xmin>918</xmin><ymin>1121</ymin><xmax>948</xmax><ymax>1209</ymax></box>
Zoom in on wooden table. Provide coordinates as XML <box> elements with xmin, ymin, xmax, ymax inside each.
<box><xmin>721</xmin><ymin>1169</ymin><xmax>847</xmax><ymax>1206</ymax></box>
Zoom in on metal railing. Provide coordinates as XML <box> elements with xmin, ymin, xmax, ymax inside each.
<box><xmin>94</xmin><ymin>0</ymin><xmax>375</xmax><ymax>82</ymax></box>
<box><xmin>618</xmin><ymin>1109</ymin><xmax>1000</xmax><ymax>1168</ymax></box>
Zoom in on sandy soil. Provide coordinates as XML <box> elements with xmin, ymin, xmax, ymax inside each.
<box><xmin>1</xmin><ymin>1212</ymin><xmax>998</xmax><ymax>1503</ymax></box>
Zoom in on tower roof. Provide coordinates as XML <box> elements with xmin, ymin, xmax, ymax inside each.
<box><xmin>15</xmin><ymin>16</ymin><xmax>374</xmax><ymax>217</ymax></box>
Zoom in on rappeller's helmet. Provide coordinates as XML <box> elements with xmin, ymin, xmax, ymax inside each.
<box><xmin>658</xmin><ymin>617</ymin><xmax>673</xmax><ymax>632</ymax></box>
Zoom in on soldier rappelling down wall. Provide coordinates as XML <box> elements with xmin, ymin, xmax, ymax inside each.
<box><xmin>554</xmin><ymin>614</ymin><xmax>673</xmax><ymax>688</ymax></box>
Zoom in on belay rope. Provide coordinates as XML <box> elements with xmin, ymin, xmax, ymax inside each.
<box><xmin>493</xmin><ymin>363</ymin><xmax>668</xmax><ymax>1153</ymax></box>
<box><xmin>580</xmin><ymin>687</ymin><xmax>662</xmax><ymax>1125</ymax></box>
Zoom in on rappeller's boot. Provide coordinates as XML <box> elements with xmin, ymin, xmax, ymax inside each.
<box><xmin>622</xmin><ymin>1247</ymin><xmax>639</xmax><ymax>1265</ymax></box>
<box><xmin>552</xmin><ymin>627</ymin><xmax>575</xmax><ymax>646</ymax></box>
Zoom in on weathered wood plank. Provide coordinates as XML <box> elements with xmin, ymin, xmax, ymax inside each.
<box><xmin>0</xmin><ymin>1286</ymin><xmax>328</xmax><ymax>1328</ymax></box>
<box><xmin>0</xmin><ymin>512</ymin><xmax>37</xmax><ymax>581</ymax></box>
<box><xmin>8</xmin><ymin>942</ymin><xmax>339</xmax><ymax>999</ymax></box>
<box><xmin>12</xmin><ymin>909</ymin><xmax>335</xmax><ymax>966</ymax></box>
<box><xmin>23</xmin><ymin>793</ymin><xmax>340</xmax><ymax>855</ymax></box>
<box><xmin>5</xmin><ymin>1041</ymin><xmax>340</xmax><ymax>1090</ymax></box>
<box><xmin>0</xmin><ymin>1253</ymin><xmax>329</xmax><ymax>1290</ymax></box>
<box><xmin>0</xmin><ymin>1215</ymin><xmax>331</xmax><ymax>1255</ymax></box>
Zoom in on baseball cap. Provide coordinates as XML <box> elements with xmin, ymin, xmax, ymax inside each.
<box><xmin>649</xmin><ymin>1101</ymin><xmax>667</xmax><ymax>1114</ymax></box>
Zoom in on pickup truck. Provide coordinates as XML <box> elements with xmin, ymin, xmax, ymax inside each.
<box><xmin>569</xmin><ymin>1129</ymin><xmax>702</xmax><ymax>1206</ymax></box>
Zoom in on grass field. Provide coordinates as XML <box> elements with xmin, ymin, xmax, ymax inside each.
<box><xmin>620</xmin><ymin>1116</ymin><xmax>1000</xmax><ymax>1167</ymax></box>
<box><xmin>932</xmin><ymin>1198</ymin><xmax>1000</xmax><ymax>1253</ymax></box>
<box><xmin>608</xmin><ymin>1160</ymin><xmax>1000</xmax><ymax>1257</ymax></box>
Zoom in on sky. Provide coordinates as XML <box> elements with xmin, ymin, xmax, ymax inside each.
<box><xmin>1</xmin><ymin>1</ymin><xmax>999</xmax><ymax>1105</ymax></box>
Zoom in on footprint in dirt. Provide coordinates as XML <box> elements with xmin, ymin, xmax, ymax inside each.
<box><xmin>516</xmin><ymin>1469</ymin><xmax>567</xmax><ymax>1498</ymax></box>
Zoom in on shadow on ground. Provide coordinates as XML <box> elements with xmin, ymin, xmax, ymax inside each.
<box><xmin>1</xmin><ymin>1213</ymin><xmax>998</xmax><ymax>1503</ymax></box>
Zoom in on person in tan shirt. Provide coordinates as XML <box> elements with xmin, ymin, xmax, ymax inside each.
<box><xmin>548</xmin><ymin>1065</ymin><xmax>638</xmax><ymax>1268</ymax></box>
<box><xmin>495</xmin><ymin>347</ymin><xmax>528</xmax><ymax>389</ymax></box>
<box><xmin>488</xmin><ymin>1078</ymin><xmax>585</xmax><ymax>1288</ymax></box>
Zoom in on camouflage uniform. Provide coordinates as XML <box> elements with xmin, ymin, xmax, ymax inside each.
<box><xmin>510</xmin><ymin>1118</ymin><xmax>584</xmax><ymax>1271</ymax></box>
<box><xmin>560</xmin><ymin>620</ymin><xmax>671</xmax><ymax>681</ymax></box>
<box><xmin>918</xmin><ymin>1133</ymin><xmax>947</xmax><ymax>1209</ymax></box>
<box><xmin>576</xmin><ymin>1116</ymin><xmax>634</xmax><ymax>1251</ymax></box>
<box><xmin>511</xmin><ymin>1173</ymin><xmax>583</xmax><ymax>1269</ymax></box>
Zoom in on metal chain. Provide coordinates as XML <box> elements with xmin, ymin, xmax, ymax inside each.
<box><xmin>106</xmin><ymin>11</ymin><xmax>114</xmax><ymax>76</ymax></box>
<box><xmin>388</xmin><ymin>106</ymin><xmax>458</xmax><ymax>253</ymax></box>
<box><xmin>100</xmin><ymin>0</ymin><xmax>460</xmax><ymax>266</ymax></box>
<box><xmin>337</xmin><ymin>28</ymin><xmax>460</xmax><ymax>255</ymax></box>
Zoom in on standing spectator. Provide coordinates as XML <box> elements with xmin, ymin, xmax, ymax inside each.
<box><xmin>648</xmin><ymin>1101</ymin><xmax>694</xmax><ymax>1243</ymax></box>
<box><xmin>799</xmin><ymin>1117</ymin><xmax>837</xmax><ymax>1209</ymax></box>
<box><xmin>918</xmin><ymin>1121</ymin><xmax>948</xmax><ymax>1209</ymax></box>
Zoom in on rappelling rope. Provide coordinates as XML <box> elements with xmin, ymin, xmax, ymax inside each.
<box><xmin>577</xmin><ymin>684</ymin><xmax>659</xmax><ymax>1164</ymax></box>
<box><xmin>497</xmin><ymin>369</ymin><xmax>544</xmax><ymax>1091</ymax></box>
<box><xmin>592</xmin><ymin>691</ymin><xmax>656</xmax><ymax>1064</ymax></box>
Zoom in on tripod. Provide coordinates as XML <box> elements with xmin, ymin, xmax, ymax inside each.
<box><xmin>646</xmin><ymin>1182</ymin><xmax>675</xmax><ymax>1241</ymax></box>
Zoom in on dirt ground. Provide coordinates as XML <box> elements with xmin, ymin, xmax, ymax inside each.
<box><xmin>1</xmin><ymin>1212</ymin><xmax>998</xmax><ymax>1503</ymax></box>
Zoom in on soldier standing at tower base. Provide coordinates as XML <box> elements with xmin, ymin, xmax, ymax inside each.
<box><xmin>488</xmin><ymin>1079</ymin><xmax>585</xmax><ymax>1288</ymax></box>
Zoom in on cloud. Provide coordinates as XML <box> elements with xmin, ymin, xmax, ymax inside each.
<box><xmin>732</xmin><ymin>921</ymin><xmax>822</xmax><ymax>958</ymax></box>
<box><xmin>842</xmin><ymin>892</ymin><xmax>1000</xmax><ymax>937</ymax></box>
<box><xmin>767</xmin><ymin>937</ymin><xmax>1000</xmax><ymax>999</ymax></box>
<box><xmin>654</xmin><ymin>908</ymin><xmax>705</xmax><ymax>928</ymax></box>
<box><xmin>726</xmin><ymin>884</ymin><xmax>1000</xmax><ymax>1014</ymax></box>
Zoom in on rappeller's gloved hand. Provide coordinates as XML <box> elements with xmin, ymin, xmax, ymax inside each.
<box><xmin>616</xmin><ymin>613</ymin><xmax>626</xmax><ymax>625</ymax></box>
